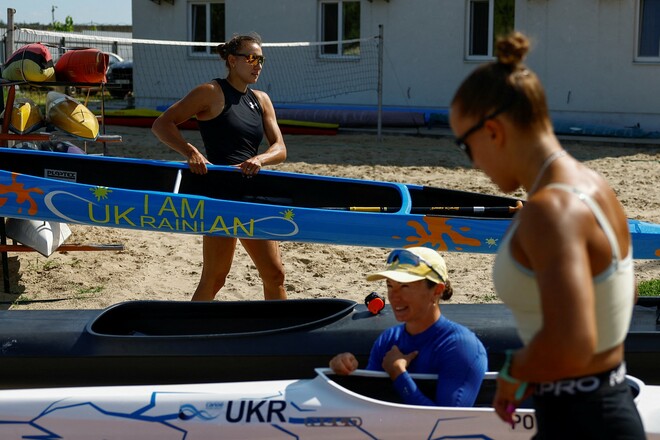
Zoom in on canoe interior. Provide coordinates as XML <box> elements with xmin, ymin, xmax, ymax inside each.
<box><xmin>329</xmin><ymin>373</ymin><xmax>642</xmax><ymax>409</ymax></box>
<box><xmin>1</xmin><ymin>149</ymin><xmax>520</xmax><ymax>218</ymax></box>
<box><xmin>407</xmin><ymin>185</ymin><xmax>519</xmax><ymax>218</ymax></box>
<box><xmin>88</xmin><ymin>298</ymin><xmax>357</xmax><ymax>337</ymax></box>
<box><xmin>329</xmin><ymin>373</ymin><xmax>534</xmax><ymax>408</ymax></box>
<box><xmin>2</xmin><ymin>149</ymin><xmax>401</xmax><ymax>209</ymax></box>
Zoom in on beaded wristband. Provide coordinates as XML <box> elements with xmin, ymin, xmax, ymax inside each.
<box><xmin>499</xmin><ymin>349</ymin><xmax>528</xmax><ymax>401</ymax></box>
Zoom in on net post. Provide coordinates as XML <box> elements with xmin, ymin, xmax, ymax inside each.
<box><xmin>377</xmin><ymin>24</ymin><xmax>384</xmax><ymax>142</ymax></box>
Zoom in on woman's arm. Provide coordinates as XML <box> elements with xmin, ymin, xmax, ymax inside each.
<box><xmin>152</xmin><ymin>82</ymin><xmax>218</xmax><ymax>174</ymax></box>
<box><xmin>251</xmin><ymin>90</ymin><xmax>287</xmax><ymax>167</ymax></box>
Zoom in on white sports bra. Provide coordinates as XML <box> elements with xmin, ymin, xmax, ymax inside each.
<box><xmin>493</xmin><ymin>183</ymin><xmax>634</xmax><ymax>353</ymax></box>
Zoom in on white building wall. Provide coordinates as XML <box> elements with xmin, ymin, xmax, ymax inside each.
<box><xmin>132</xmin><ymin>0</ymin><xmax>660</xmax><ymax>130</ymax></box>
<box><xmin>517</xmin><ymin>0</ymin><xmax>660</xmax><ymax>128</ymax></box>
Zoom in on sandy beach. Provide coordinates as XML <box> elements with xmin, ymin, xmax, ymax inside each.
<box><xmin>2</xmin><ymin>127</ymin><xmax>659</xmax><ymax>310</ymax></box>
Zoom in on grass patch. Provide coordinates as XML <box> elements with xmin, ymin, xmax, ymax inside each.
<box><xmin>76</xmin><ymin>286</ymin><xmax>105</xmax><ymax>297</ymax></box>
<box><xmin>467</xmin><ymin>293</ymin><xmax>500</xmax><ymax>303</ymax></box>
<box><xmin>639</xmin><ymin>279</ymin><xmax>660</xmax><ymax>296</ymax></box>
<box><xmin>11</xmin><ymin>294</ymin><xmax>31</xmax><ymax>306</ymax></box>
<box><xmin>15</xmin><ymin>88</ymin><xmax>48</xmax><ymax>107</ymax></box>
<box><xmin>25</xmin><ymin>258</ymin><xmax>61</xmax><ymax>273</ymax></box>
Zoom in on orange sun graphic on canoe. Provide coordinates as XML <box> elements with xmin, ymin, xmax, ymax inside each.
<box><xmin>403</xmin><ymin>216</ymin><xmax>482</xmax><ymax>251</ymax></box>
<box><xmin>0</xmin><ymin>173</ymin><xmax>44</xmax><ymax>215</ymax></box>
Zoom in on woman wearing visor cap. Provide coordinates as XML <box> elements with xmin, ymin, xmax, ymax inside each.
<box><xmin>153</xmin><ymin>33</ymin><xmax>287</xmax><ymax>302</ymax></box>
<box><xmin>329</xmin><ymin>247</ymin><xmax>488</xmax><ymax>407</ymax></box>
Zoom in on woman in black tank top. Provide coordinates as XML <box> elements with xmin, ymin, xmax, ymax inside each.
<box><xmin>152</xmin><ymin>33</ymin><xmax>288</xmax><ymax>302</ymax></box>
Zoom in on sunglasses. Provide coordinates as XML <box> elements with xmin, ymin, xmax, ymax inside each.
<box><xmin>386</xmin><ymin>249</ymin><xmax>445</xmax><ymax>283</ymax></box>
<box><xmin>453</xmin><ymin>103</ymin><xmax>510</xmax><ymax>162</ymax></box>
<box><xmin>234</xmin><ymin>53</ymin><xmax>265</xmax><ymax>66</ymax></box>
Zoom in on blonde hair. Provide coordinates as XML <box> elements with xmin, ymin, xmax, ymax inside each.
<box><xmin>451</xmin><ymin>31</ymin><xmax>551</xmax><ymax>132</ymax></box>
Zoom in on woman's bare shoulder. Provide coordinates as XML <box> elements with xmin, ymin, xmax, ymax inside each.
<box><xmin>251</xmin><ymin>88</ymin><xmax>274</xmax><ymax>110</ymax></box>
<box><xmin>193</xmin><ymin>80</ymin><xmax>223</xmax><ymax>96</ymax></box>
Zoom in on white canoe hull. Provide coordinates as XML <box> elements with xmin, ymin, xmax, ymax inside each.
<box><xmin>0</xmin><ymin>369</ymin><xmax>659</xmax><ymax>439</ymax></box>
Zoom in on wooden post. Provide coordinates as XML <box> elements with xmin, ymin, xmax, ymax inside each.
<box><xmin>0</xmin><ymin>218</ymin><xmax>9</xmax><ymax>293</ymax></box>
<box><xmin>5</xmin><ymin>8</ymin><xmax>15</xmax><ymax>61</ymax></box>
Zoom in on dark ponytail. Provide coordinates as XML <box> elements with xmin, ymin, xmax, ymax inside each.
<box><xmin>426</xmin><ymin>278</ymin><xmax>453</xmax><ymax>301</ymax></box>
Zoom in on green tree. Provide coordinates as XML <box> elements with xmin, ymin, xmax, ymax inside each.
<box><xmin>51</xmin><ymin>16</ymin><xmax>74</xmax><ymax>32</ymax></box>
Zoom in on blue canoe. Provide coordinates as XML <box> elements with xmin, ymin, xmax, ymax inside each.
<box><xmin>0</xmin><ymin>148</ymin><xmax>659</xmax><ymax>259</ymax></box>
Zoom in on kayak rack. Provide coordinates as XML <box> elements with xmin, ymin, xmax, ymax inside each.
<box><xmin>0</xmin><ymin>79</ymin><xmax>124</xmax><ymax>155</ymax></box>
<box><xmin>0</xmin><ymin>79</ymin><xmax>127</xmax><ymax>294</ymax></box>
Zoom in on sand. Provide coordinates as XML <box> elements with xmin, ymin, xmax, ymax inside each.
<box><xmin>1</xmin><ymin>127</ymin><xmax>659</xmax><ymax>310</ymax></box>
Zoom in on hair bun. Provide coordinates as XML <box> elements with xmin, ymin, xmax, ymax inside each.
<box><xmin>216</xmin><ymin>43</ymin><xmax>228</xmax><ymax>59</ymax></box>
<box><xmin>495</xmin><ymin>31</ymin><xmax>530</xmax><ymax>67</ymax></box>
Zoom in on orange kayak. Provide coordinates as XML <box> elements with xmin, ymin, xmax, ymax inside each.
<box><xmin>55</xmin><ymin>48</ymin><xmax>109</xmax><ymax>83</ymax></box>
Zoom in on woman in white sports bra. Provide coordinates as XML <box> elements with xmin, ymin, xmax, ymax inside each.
<box><xmin>449</xmin><ymin>31</ymin><xmax>644</xmax><ymax>439</ymax></box>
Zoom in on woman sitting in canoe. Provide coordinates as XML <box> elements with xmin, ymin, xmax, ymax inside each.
<box><xmin>152</xmin><ymin>33</ymin><xmax>287</xmax><ymax>301</ymax></box>
<box><xmin>449</xmin><ymin>32</ymin><xmax>644</xmax><ymax>438</ymax></box>
<box><xmin>329</xmin><ymin>247</ymin><xmax>488</xmax><ymax>407</ymax></box>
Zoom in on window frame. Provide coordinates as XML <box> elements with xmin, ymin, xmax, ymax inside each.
<box><xmin>188</xmin><ymin>1</ymin><xmax>226</xmax><ymax>58</ymax></box>
<box><xmin>465</xmin><ymin>0</ymin><xmax>495</xmax><ymax>61</ymax></box>
<box><xmin>464</xmin><ymin>0</ymin><xmax>514</xmax><ymax>61</ymax></box>
<box><xmin>635</xmin><ymin>0</ymin><xmax>660</xmax><ymax>63</ymax></box>
<box><xmin>318</xmin><ymin>0</ymin><xmax>361</xmax><ymax>59</ymax></box>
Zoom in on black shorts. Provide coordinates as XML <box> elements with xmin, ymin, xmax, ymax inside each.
<box><xmin>532</xmin><ymin>364</ymin><xmax>645</xmax><ymax>440</ymax></box>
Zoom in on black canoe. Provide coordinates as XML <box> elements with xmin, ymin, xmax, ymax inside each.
<box><xmin>0</xmin><ymin>297</ymin><xmax>658</xmax><ymax>389</ymax></box>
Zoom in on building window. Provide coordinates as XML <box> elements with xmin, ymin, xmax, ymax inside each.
<box><xmin>466</xmin><ymin>0</ymin><xmax>514</xmax><ymax>59</ymax></box>
<box><xmin>190</xmin><ymin>1</ymin><xmax>225</xmax><ymax>55</ymax></box>
<box><xmin>638</xmin><ymin>0</ymin><xmax>660</xmax><ymax>59</ymax></box>
<box><xmin>320</xmin><ymin>1</ymin><xmax>361</xmax><ymax>56</ymax></box>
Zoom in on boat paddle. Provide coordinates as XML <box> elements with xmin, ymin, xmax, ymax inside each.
<box><xmin>322</xmin><ymin>203</ymin><xmax>523</xmax><ymax>214</ymax></box>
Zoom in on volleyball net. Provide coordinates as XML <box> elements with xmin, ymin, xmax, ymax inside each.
<box><xmin>9</xmin><ymin>28</ymin><xmax>381</xmax><ymax>109</ymax></box>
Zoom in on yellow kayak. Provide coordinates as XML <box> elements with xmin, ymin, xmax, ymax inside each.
<box><xmin>9</xmin><ymin>98</ymin><xmax>44</xmax><ymax>135</ymax></box>
<box><xmin>46</xmin><ymin>91</ymin><xmax>99</xmax><ymax>140</ymax></box>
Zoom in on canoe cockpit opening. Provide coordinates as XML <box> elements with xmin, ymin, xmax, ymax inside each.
<box><xmin>408</xmin><ymin>186</ymin><xmax>524</xmax><ymax>219</ymax></box>
<box><xmin>178</xmin><ymin>171</ymin><xmax>407</xmax><ymax>212</ymax></box>
<box><xmin>87</xmin><ymin>299</ymin><xmax>357</xmax><ymax>337</ymax></box>
<box><xmin>326</xmin><ymin>372</ymin><xmax>534</xmax><ymax>409</ymax></box>
<box><xmin>634</xmin><ymin>296</ymin><xmax>660</xmax><ymax>325</ymax></box>
<box><xmin>627</xmin><ymin>376</ymin><xmax>642</xmax><ymax>399</ymax></box>
<box><xmin>328</xmin><ymin>372</ymin><xmax>645</xmax><ymax>409</ymax></box>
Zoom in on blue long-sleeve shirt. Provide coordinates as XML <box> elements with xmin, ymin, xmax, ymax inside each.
<box><xmin>366</xmin><ymin>316</ymin><xmax>487</xmax><ymax>407</ymax></box>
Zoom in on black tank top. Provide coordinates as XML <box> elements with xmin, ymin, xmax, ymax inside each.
<box><xmin>197</xmin><ymin>78</ymin><xmax>264</xmax><ymax>165</ymax></box>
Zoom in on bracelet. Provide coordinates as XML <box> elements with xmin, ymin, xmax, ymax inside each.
<box><xmin>499</xmin><ymin>349</ymin><xmax>528</xmax><ymax>400</ymax></box>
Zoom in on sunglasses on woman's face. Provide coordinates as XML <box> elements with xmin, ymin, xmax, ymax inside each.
<box><xmin>234</xmin><ymin>53</ymin><xmax>265</xmax><ymax>66</ymax></box>
<box><xmin>386</xmin><ymin>249</ymin><xmax>445</xmax><ymax>283</ymax></box>
<box><xmin>453</xmin><ymin>103</ymin><xmax>511</xmax><ymax>162</ymax></box>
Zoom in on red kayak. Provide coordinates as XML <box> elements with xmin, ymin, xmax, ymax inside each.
<box><xmin>1</xmin><ymin>43</ymin><xmax>56</xmax><ymax>82</ymax></box>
